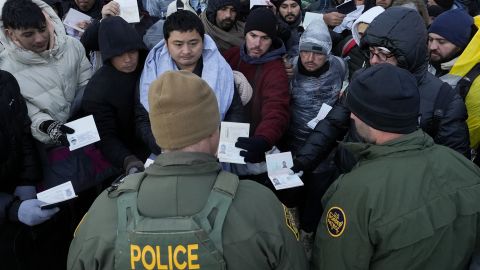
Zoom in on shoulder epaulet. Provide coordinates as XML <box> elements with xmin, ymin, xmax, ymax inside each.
<box><xmin>107</xmin><ymin>172</ymin><xmax>146</xmax><ymax>198</ymax></box>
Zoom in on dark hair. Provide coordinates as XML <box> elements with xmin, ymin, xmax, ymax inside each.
<box><xmin>2</xmin><ymin>0</ymin><xmax>47</xmax><ymax>30</ymax></box>
<box><xmin>163</xmin><ymin>10</ymin><xmax>205</xmax><ymax>41</ymax></box>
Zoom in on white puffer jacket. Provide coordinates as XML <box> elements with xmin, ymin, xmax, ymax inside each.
<box><xmin>0</xmin><ymin>0</ymin><xmax>92</xmax><ymax>143</ymax></box>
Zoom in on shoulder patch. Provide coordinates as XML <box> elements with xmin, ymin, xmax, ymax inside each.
<box><xmin>326</xmin><ymin>206</ymin><xmax>346</xmax><ymax>237</ymax></box>
<box><xmin>283</xmin><ymin>205</ymin><xmax>300</xmax><ymax>240</ymax></box>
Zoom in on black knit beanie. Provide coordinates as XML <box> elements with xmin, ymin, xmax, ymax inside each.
<box><xmin>244</xmin><ymin>7</ymin><xmax>277</xmax><ymax>39</ymax></box>
<box><xmin>346</xmin><ymin>64</ymin><xmax>420</xmax><ymax>134</ymax></box>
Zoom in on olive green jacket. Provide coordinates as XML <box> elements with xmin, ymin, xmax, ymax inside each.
<box><xmin>68</xmin><ymin>152</ymin><xmax>308</xmax><ymax>270</ymax></box>
<box><xmin>312</xmin><ymin>130</ymin><xmax>480</xmax><ymax>270</ymax></box>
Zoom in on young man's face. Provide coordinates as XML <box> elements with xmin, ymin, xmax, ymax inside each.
<box><xmin>216</xmin><ymin>5</ymin><xmax>237</xmax><ymax>31</ymax></box>
<box><xmin>111</xmin><ymin>50</ymin><xmax>139</xmax><ymax>73</ymax></box>
<box><xmin>75</xmin><ymin>0</ymin><xmax>96</xmax><ymax>11</ymax></box>
<box><xmin>7</xmin><ymin>26</ymin><xmax>50</xmax><ymax>53</ymax></box>
<box><xmin>279</xmin><ymin>0</ymin><xmax>301</xmax><ymax>24</ymax></box>
<box><xmin>428</xmin><ymin>33</ymin><xmax>462</xmax><ymax>64</ymax></box>
<box><xmin>300</xmin><ymin>51</ymin><xmax>327</xmax><ymax>72</ymax></box>
<box><xmin>245</xmin><ymin>30</ymin><xmax>272</xmax><ymax>58</ymax></box>
<box><xmin>166</xmin><ymin>30</ymin><xmax>203</xmax><ymax>72</ymax></box>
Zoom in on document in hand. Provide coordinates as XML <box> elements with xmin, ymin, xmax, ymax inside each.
<box><xmin>116</xmin><ymin>0</ymin><xmax>140</xmax><ymax>23</ymax></box>
<box><xmin>303</xmin><ymin>12</ymin><xmax>325</xmax><ymax>29</ymax></box>
<box><xmin>65</xmin><ymin>115</ymin><xmax>101</xmax><ymax>151</ymax></box>
<box><xmin>63</xmin><ymin>8</ymin><xmax>92</xmax><ymax>32</ymax></box>
<box><xmin>307</xmin><ymin>103</ymin><xmax>333</xmax><ymax>129</ymax></box>
<box><xmin>218</xmin><ymin>122</ymin><xmax>250</xmax><ymax>164</ymax></box>
<box><xmin>37</xmin><ymin>181</ymin><xmax>77</xmax><ymax>209</ymax></box>
<box><xmin>266</xmin><ymin>152</ymin><xmax>304</xmax><ymax>190</ymax></box>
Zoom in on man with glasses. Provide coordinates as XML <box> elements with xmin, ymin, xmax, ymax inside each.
<box><xmin>368</xmin><ymin>46</ymin><xmax>396</xmax><ymax>64</ymax></box>
<box><xmin>292</xmin><ymin>7</ymin><xmax>469</xmax><ymax>178</ymax></box>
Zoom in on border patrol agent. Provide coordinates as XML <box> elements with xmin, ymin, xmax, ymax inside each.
<box><xmin>67</xmin><ymin>71</ymin><xmax>308</xmax><ymax>270</ymax></box>
<box><xmin>311</xmin><ymin>64</ymin><xmax>480</xmax><ymax>270</ymax></box>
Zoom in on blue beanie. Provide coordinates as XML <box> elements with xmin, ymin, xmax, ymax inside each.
<box><xmin>428</xmin><ymin>9</ymin><xmax>473</xmax><ymax>48</ymax></box>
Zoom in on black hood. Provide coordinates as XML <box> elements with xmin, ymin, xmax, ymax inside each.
<box><xmin>361</xmin><ymin>7</ymin><xmax>428</xmax><ymax>82</ymax></box>
<box><xmin>99</xmin><ymin>16</ymin><xmax>146</xmax><ymax>64</ymax></box>
<box><xmin>205</xmin><ymin>0</ymin><xmax>240</xmax><ymax>24</ymax></box>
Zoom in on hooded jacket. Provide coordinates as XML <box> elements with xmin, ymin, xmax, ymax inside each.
<box><xmin>81</xmin><ymin>17</ymin><xmax>149</xmax><ymax>169</ymax></box>
<box><xmin>0</xmin><ymin>71</ymin><xmax>41</xmax><ymax>224</ymax></box>
<box><xmin>0</xmin><ymin>0</ymin><xmax>92</xmax><ymax>144</ymax></box>
<box><xmin>294</xmin><ymin>7</ymin><xmax>470</xmax><ymax>172</ymax></box>
<box><xmin>201</xmin><ymin>0</ymin><xmax>245</xmax><ymax>53</ymax></box>
<box><xmin>450</xmin><ymin>16</ymin><xmax>480</xmax><ymax>149</ymax></box>
<box><xmin>224</xmin><ymin>39</ymin><xmax>290</xmax><ymax>146</ymax></box>
<box><xmin>362</xmin><ymin>7</ymin><xmax>469</xmax><ymax>156</ymax></box>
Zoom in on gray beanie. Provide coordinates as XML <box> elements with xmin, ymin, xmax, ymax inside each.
<box><xmin>299</xmin><ymin>18</ymin><xmax>332</xmax><ymax>55</ymax></box>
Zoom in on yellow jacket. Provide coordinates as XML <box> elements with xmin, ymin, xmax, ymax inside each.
<box><xmin>450</xmin><ymin>16</ymin><xmax>480</xmax><ymax>149</ymax></box>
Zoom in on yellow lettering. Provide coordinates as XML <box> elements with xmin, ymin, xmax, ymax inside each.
<box><xmin>188</xmin><ymin>244</ymin><xmax>200</xmax><ymax>269</ymax></box>
<box><xmin>173</xmin><ymin>245</ymin><xmax>187</xmax><ymax>269</ymax></box>
<box><xmin>141</xmin><ymin>245</ymin><xmax>156</xmax><ymax>270</ymax></box>
<box><xmin>130</xmin><ymin>245</ymin><xmax>141</xmax><ymax>270</ymax></box>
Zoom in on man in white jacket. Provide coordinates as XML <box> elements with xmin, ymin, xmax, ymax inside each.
<box><xmin>0</xmin><ymin>0</ymin><xmax>92</xmax><ymax>146</ymax></box>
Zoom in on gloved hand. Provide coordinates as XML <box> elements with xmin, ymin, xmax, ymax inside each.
<box><xmin>14</xmin><ymin>186</ymin><xmax>37</xmax><ymax>200</ymax></box>
<box><xmin>235</xmin><ymin>136</ymin><xmax>271</xmax><ymax>163</ymax></box>
<box><xmin>18</xmin><ymin>199</ymin><xmax>59</xmax><ymax>226</ymax></box>
<box><xmin>291</xmin><ymin>159</ymin><xmax>304</xmax><ymax>174</ymax></box>
<box><xmin>39</xmin><ymin>120</ymin><xmax>75</xmax><ymax>146</ymax></box>
<box><xmin>123</xmin><ymin>155</ymin><xmax>145</xmax><ymax>175</ymax></box>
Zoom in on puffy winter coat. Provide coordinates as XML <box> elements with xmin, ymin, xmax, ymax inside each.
<box><xmin>0</xmin><ymin>0</ymin><xmax>92</xmax><ymax>144</ymax></box>
<box><xmin>295</xmin><ymin>7</ymin><xmax>470</xmax><ymax>171</ymax></box>
<box><xmin>285</xmin><ymin>55</ymin><xmax>346</xmax><ymax>153</ymax></box>
<box><xmin>0</xmin><ymin>71</ymin><xmax>41</xmax><ymax>224</ymax></box>
<box><xmin>81</xmin><ymin>17</ymin><xmax>150</xmax><ymax>169</ymax></box>
<box><xmin>224</xmin><ymin>40</ymin><xmax>290</xmax><ymax>146</ymax></box>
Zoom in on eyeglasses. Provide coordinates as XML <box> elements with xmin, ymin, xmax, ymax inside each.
<box><xmin>368</xmin><ymin>47</ymin><xmax>395</xmax><ymax>62</ymax></box>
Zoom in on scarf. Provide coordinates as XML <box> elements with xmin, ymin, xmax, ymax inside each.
<box><xmin>139</xmin><ymin>34</ymin><xmax>234</xmax><ymax>120</ymax></box>
<box><xmin>199</xmin><ymin>11</ymin><xmax>245</xmax><ymax>53</ymax></box>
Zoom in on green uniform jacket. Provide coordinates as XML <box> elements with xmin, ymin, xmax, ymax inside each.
<box><xmin>68</xmin><ymin>152</ymin><xmax>308</xmax><ymax>270</ymax></box>
<box><xmin>312</xmin><ymin>130</ymin><xmax>480</xmax><ymax>270</ymax></box>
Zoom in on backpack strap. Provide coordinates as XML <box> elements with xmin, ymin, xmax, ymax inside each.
<box><xmin>193</xmin><ymin>171</ymin><xmax>239</xmax><ymax>254</ymax></box>
<box><xmin>455</xmin><ymin>62</ymin><xmax>480</xmax><ymax>100</ymax></box>
<box><xmin>115</xmin><ymin>173</ymin><xmax>147</xmax><ymax>262</ymax></box>
<box><xmin>115</xmin><ymin>170</ymin><xmax>239</xmax><ymax>254</ymax></box>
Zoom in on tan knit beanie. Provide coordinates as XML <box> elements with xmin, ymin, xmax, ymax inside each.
<box><xmin>148</xmin><ymin>71</ymin><xmax>220</xmax><ymax>149</ymax></box>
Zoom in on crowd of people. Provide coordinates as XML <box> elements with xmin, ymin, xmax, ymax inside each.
<box><xmin>1</xmin><ymin>0</ymin><xmax>480</xmax><ymax>269</ymax></box>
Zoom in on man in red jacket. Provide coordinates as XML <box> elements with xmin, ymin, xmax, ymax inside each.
<box><xmin>224</xmin><ymin>7</ymin><xmax>290</xmax><ymax>166</ymax></box>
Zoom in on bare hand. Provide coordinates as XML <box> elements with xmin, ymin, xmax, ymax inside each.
<box><xmin>76</xmin><ymin>20</ymin><xmax>91</xmax><ymax>30</ymax></box>
<box><xmin>265</xmin><ymin>0</ymin><xmax>277</xmax><ymax>14</ymax></box>
<box><xmin>102</xmin><ymin>1</ymin><xmax>120</xmax><ymax>18</ymax></box>
<box><xmin>323</xmin><ymin>11</ymin><xmax>346</xmax><ymax>27</ymax></box>
<box><xmin>283</xmin><ymin>55</ymin><xmax>294</xmax><ymax>79</ymax></box>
